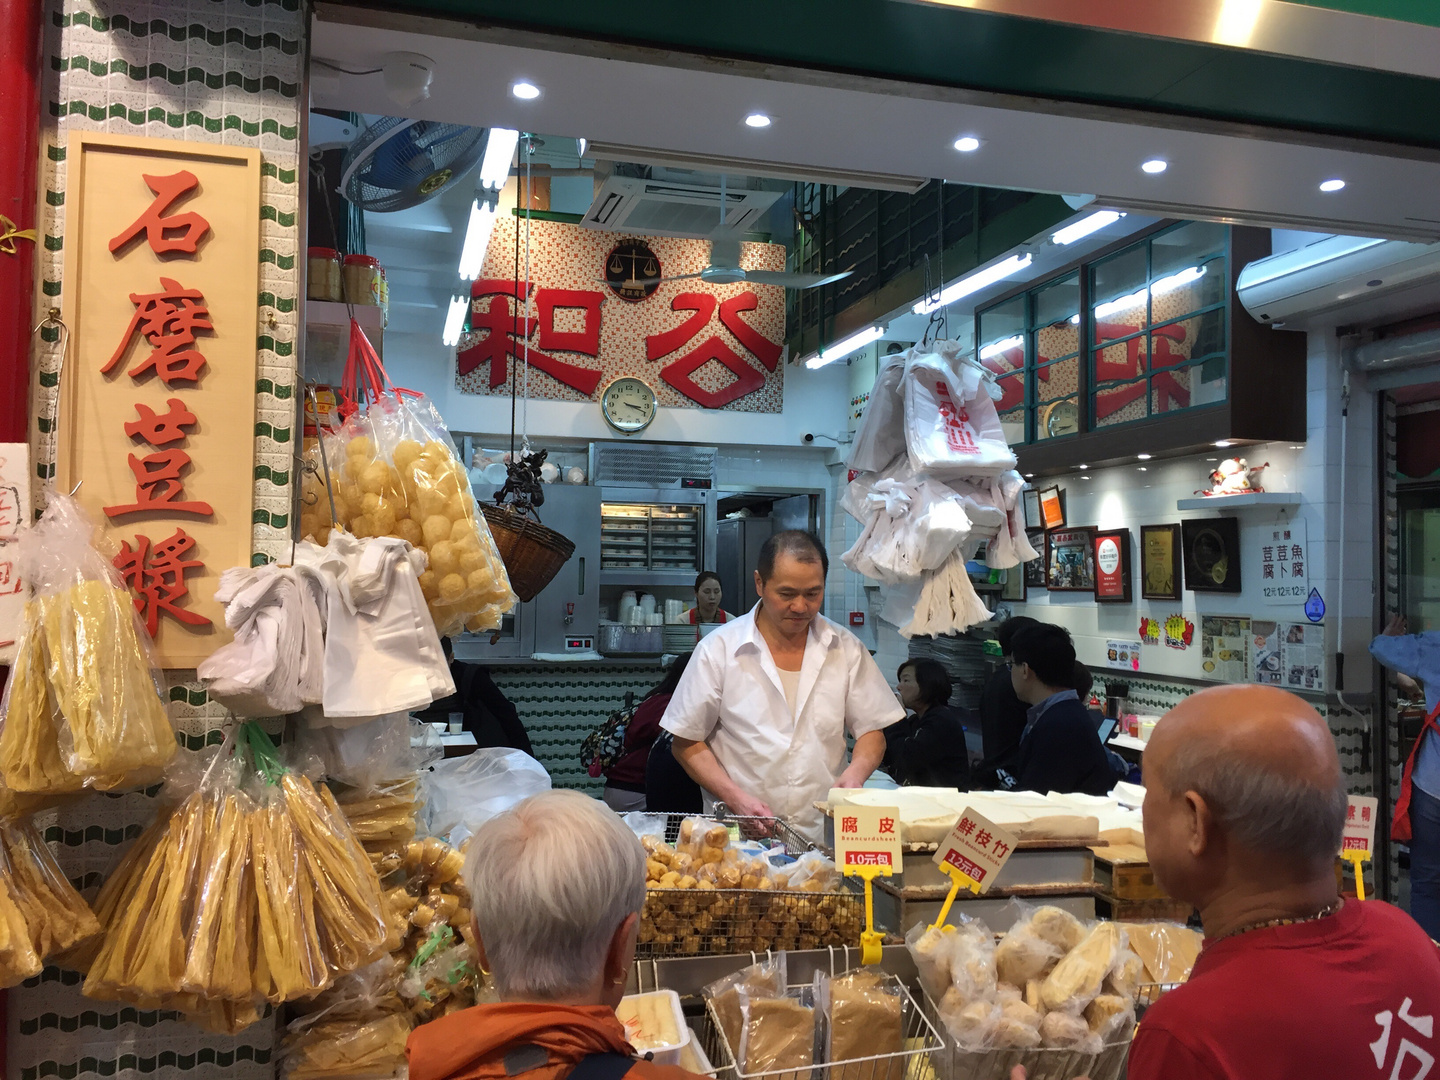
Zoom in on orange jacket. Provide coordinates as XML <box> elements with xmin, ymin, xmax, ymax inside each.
<box><xmin>406</xmin><ymin>1001</ymin><xmax>705</xmax><ymax>1080</ymax></box>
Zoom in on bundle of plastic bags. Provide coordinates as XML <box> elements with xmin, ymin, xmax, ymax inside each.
<box><xmin>78</xmin><ymin>724</ymin><xmax>390</xmax><ymax>1031</ymax></box>
<box><xmin>902</xmin><ymin>347</ymin><xmax>1017</xmax><ymax>479</ymax></box>
<box><xmin>841</xmin><ymin>471</ymin><xmax>972</xmax><ymax>585</ymax></box>
<box><xmin>883</xmin><ymin>549</ymin><xmax>993</xmax><ymax>639</ymax></box>
<box><xmin>0</xmin><ymin>493</ymin><xmax>175</xmax><ymax>795</ymax></box>
<box><xmin>0</xmin><ymin>819</ymin><xmax>102</xmax><ymax>987</ymax></box>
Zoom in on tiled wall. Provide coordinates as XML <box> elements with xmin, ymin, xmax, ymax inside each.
<box><xmin>14</xmin><ymin>0</ymin><xmax>303</xmax><ymax>1076</ymax></box>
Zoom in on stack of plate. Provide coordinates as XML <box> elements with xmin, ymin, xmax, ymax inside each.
<box><xmin>663</xmin><ymin>624</ymin><xmax>698</xmax><ymax>652</ymax></box>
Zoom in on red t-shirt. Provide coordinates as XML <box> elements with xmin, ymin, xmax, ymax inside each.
<box><xmin>1128</xmin><ymin>899</ymin><xmax>1440</xmax><ymax>1080</ymax></box>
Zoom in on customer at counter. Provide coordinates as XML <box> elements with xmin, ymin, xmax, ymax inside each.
<box><xmin>687</xmin><ymin>571</ymin><xmax>734</xmax><ymax>640</ymax></box>
<box><xmin>1124</xmin><ymin>684</ymin><xmax>1440</xmax><ymax>1080</ymax></box>
<box><xmin>663</xmin><ymin>530</ymin><xmax>903</xmax><ymax>841</ymax></box>
<box><xmin>601</xmin><ymin>654</ymin><xmax>692</xmax><ymax>813</ymax></box>
<box><xmin>996</xmin><ymin>623</ymin><xmax>1114</xmax><ymax>796</ymax></box>
<box><xmin>974</xmin><ymin>616</ymin><xmax>1038</xmax><ymax>788</ymax></box>
<box><xmin>406</xmin><ymin>790</ymin><xmax>706</xmax><ymax>1080</ymax></box>
<box><xmin>884</xmin><ymin>659</ymin><xmax>972</xmax><ymax>788</ymax></box>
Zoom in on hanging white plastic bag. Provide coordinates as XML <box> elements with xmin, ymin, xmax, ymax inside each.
<box><xmin>847</xmin><ymin>351</ymin><xmax>909</xmax><ymax>474</ymax></box>
<box><xmin>903</xmin><ymin>351</ymin><xmax>1016</xmax><ymax>479</ymax></box>
<box><xmin>423</xmin><ymin>746</ymin><xmax>551</xmax><ymax>841</ymax></box>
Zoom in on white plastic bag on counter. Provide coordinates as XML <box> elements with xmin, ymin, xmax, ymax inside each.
<box><xmin>847</xmin><ymin>351</ymin><xmax>908</xmax><ymax>474</ymax></box>
<box><xmin>903</xmin><ymin>349</ymin><xmax>1016</xmax><ymax>479</ymax></box>
<box><xmin>424</xmin><ymin>746</ymin><xmax>551</xmax><ymax>842</ymax></box>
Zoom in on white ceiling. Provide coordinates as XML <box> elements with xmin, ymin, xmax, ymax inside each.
<box><xmin>312</xmin><ymin>5</ymin><xmax>1440</xmax><ymax>349</ymax></box>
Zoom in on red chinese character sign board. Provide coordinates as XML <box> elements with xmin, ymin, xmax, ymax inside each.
<box><xmin>55</xmin><ymin>133</ymin><xmax>261</xmax><ymax>667</ymax></box>
<box><xmin>833</xmin><ymin>805</ymin><xmax>905</xmax><ymax>874</ymax></box>
<box><xmin>933</xmin><ymin>808</ymin><xmax>1019</xmax><ymax>893</ymax></box>
<box><xmin>456</xmin><ymin>219</ymin><xmax>786</xmax><ymax>413</ymax></box>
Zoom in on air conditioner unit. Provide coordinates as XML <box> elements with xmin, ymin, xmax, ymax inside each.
<box><xmin>1236</xmin><ymin>234</ymin><xmax>1440</xmax><ymax>329</ymax></box>
<box><xmin>581</xmin><ymin>175</ymin><xmax>782</xmax><ymax>239</ymax></box>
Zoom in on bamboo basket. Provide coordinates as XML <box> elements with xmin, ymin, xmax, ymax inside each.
<box><xmin>480</xmin><ymin>503</ymin><xmax>575</xmax><ymax>602</ymax></box>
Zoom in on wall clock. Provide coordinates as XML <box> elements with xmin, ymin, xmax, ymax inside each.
<box><xmin>601</xmin><ymin>376</ymin><xmax>658</xmax><ymax>434</ymax></box>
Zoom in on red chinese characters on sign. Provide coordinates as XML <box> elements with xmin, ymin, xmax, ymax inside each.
<box><xmin>101</xmin><ymin>170</ymin><xmax>217</xmax><ymax>633</ymax></box>
<box><xmin>1094</xmin><ymin>321</ymin><xmax>1192</xmax><ymax>420</ymax></box>
<box><xmin>648</xmin><ymin>293</ymin><xmax>781</xmax><ymax>408</ymax></box>
<box><xmin>113</xmin><ymin>528</ymin><xmax>211</xmax><ymax>637</ymax></box>
<box><xmin>841</xmin><ymin>816</ymin><xmax>859</xmax><ymax>834</ymax></box>
<box><xmin>458</xmin><ymin>280</ymin><xmax>604</xmax><ymax>396</ymax></box>
<box><xmin>943</xmin><ymin>850</ymin><xmax>986</xmax><ymax>882</ymax></box>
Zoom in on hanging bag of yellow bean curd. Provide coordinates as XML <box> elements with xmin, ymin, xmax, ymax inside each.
<box><xmin>298</xmin><ymin>320</ymin><xmax>516</xmax><ymax>638</ymax></box>
<box><xmin>0</xmin><ymin>493</ymin><xmax>175</xmax><ymax>796</ymax></box>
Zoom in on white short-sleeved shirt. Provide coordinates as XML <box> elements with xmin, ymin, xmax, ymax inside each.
<box><xmin>660</xmin><ymin>606</ymin><xmax>904</xmax><ymax>841</ymax></box>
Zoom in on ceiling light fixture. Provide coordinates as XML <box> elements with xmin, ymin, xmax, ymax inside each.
<box><xmin>1024</xmin><ymin>473</ymin><xmax>1034</xmax><ymax>479</ymax></box>
<box><xmin>1077</xmin><ymin>464</ymin><xmax>1089</xmax><ymax>470</ymax></box>
<box><xmin>510</xmin><ymin>80</ymin><xmax>541</xmax><ymax>100</ymax></box>
<box><xmin>1215</xmin><ymin>440</ymin><xmax>1233</xmax><ymax>447</ymax></box>
<box><xmin>1141</xmin><ymin>159</ymin><xmax>1169</xmax><ymax>174</ymax></box>
<box><xmin>806</xmin><ymin>325</ymin><xmax>885</xmax><ymax>369</ymax></box>
<box><xmin>1093</xmin><ymin>265</ymin><xmax>1205</xmax><ymax>319</ymax></box>
<box><xmin>442</xmin><ymin>295</ymin><xmax>469</xmax><ymax>346</ymax></box>
<box><xmin>479</xmin><ymin>128</ymin><xmax>520</xmax><ymax>189</ymax></box>
<box><xmin>744</xmin><ymin>113</ymin><xmax>772</xmax><ymax>128</ymax></box>
<box><xmin>1137</xmin><ymin>453</ymin><xmax>1152</xmax><ymax>460</ymax></box>
<box><xmin>1052</xmin><ymin>211</ymin><xmax>1125</xmax><ymax>245</ymax></box>
<box><xmin>1319</xmin><ymin>178</ymin><xmax>1346</xmax><ymax>192</ymax></box>
<box><xmin>913</xmin><ymin>253</ymin><xmax>1032</xmax><ymax>315</ymax></box>
<box><xmin>458</xmin><ymin>199</ymin><xmax>498</xmax><ymax>280</ymax></box>
<box><xmin>1137</xmin><ymin>466</ymin><xmax>1148</xmax><ymax>471</ymax></box>
<box><xmin>953</xmin><ymin>136</ymin><xmax>981</xmax><ymax>152</ymax></box>
<box><xmin>978</xmin><ymin>335</ymin><xmax>1024</xmax><ymax>360</ymax></box>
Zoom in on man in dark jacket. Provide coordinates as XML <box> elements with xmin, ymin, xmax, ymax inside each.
<box><xmin>974</xmin><ymin>616</ymin><xmax>1038</xmax><ymax>787</ymax></box>
<box><xmin>997</xmin><ymin>623</ymin><xmax>1114</xmax><ymax>796</ymax></box>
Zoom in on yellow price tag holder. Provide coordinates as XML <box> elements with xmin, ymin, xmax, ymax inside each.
<box><xmin>931</xmin><ymin>862</ymin><xmax>983</xmax><ymax>930</ymax></box>
<box><xmin>833</xmin><ymin>805</ymin><xmax>904</xmax><ymax>966</ymax></box>
<box><xmin>1345</xmin><ymin>849</ymin><xmax>1371</xmax><ymax>900</ymax></box>
<box><xmin>927</xmin><ymin>807</ymin><xmax>1019</xmax><ymax>929</ymax></box>
<box><xmin>1340</xmin><ymin>796</ymin><xmax>1379</xmax><ymax>901</ymax></box>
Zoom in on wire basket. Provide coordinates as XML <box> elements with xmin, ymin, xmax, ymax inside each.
<box><xmin>1135</xmin><ymin>980</ymin><xmax>1183</xmax><ymax>1009</ymax></box>
<box><xmin>702</xmin><ymin>973</ymin><xmax>945</xmax><ymax>1080</ymax></box>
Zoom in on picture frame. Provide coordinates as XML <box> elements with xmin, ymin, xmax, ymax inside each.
<box><xmin>1140</xmin><ymin>523</ymin><xmax>1182</xmax><ymax>601</ymax></box>
<box><xmin>1023</xmin><ymin>488</ymin><xmax>1042</xmax><ymax>530</ymax></box>
<box><xmin>1001</xmin><ymin>565</ymin><xmax>1027</xmax><ymax>602</ymax></box>
<box><xmin>1182</xmin><ymin>516</ymin><xmax>1243</xmax><ymax>593</ymax></box>
<box><xmin>1045</xmin><ymin>527</ymin><xmax>1096</xmax><ymax>592</ymax></box>
<box><xmin>1024</xmin><ymin>532</ymin><xmax>1048</xmax><ymax>589</ymax></box>
<box><xmin>1039</xmin><ymin>486</ymin><xmax>1067</xmax><ymax>530</ymax></box>
<box><xmin>1093</xmin><ymin>528</ymin><xmax>1133</xmax><ymax>603</ymax></box>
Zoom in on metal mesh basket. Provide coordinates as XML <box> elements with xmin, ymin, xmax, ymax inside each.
<box><xmin>702</xmin><ymin>974</ymin><xmax>945</xmax><ymax>1080</ymax></box>
<box><xmin>1136</xmin><ymin>980</ymin><xmax>1183</xmax><ymax>1008</ymax></box>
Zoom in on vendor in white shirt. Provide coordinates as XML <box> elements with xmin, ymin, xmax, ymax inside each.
<box><xmin>661</xmin><ymin>530</ymin><xmax>903</xmax><ymax>841</ymax></box>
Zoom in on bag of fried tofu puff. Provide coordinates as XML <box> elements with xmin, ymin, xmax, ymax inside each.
<box><xmin>0</xmin><ymin>492</ymin><xmax>175</xmax><ymax>799</ymax></box>
<box><xmin>907</xmin><ymin>902</ymin><xmax>1143</xmax><ymax>1056</ymax></box>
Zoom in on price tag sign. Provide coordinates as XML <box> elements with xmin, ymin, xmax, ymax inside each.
<box><xmin>933</xmin><ymin>808</ymin><xmax>1019</xmax><ymax>894</ymax></box>
<box><xmin>1341</xmin><ymin>795</ymin><xmax>1379</xmax><ymax>855</ymax></box>
<box><xmin>834</xmin><ymin>805</ymin><xmax>904</xmax><ymax>874</ymax></box>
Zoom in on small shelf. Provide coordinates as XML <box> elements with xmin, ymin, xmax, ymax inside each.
<box><xmin>1175</xmin><ymin>492</ymin><xmax>1302</xmax><ymax>512</ymax></box>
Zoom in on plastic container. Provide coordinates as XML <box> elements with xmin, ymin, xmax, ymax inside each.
<box><xmin>307</xmin><ymin>246</ymin><xmax>342</xmax><ymax>302</ymax></box>
<box><xmin>680</xmin><ymin>1028</ymin><xmax>716</xmax><ymax>1077</ymax></box>
<box><xmin>616</xmin><ymin>990</ymin><xmax>689</xmax><ymax>1066</ymax></box>
<box><xmin>343</xmin><ymin>253</ymin><xmax>383</xmax><ymax>306</ymax></box>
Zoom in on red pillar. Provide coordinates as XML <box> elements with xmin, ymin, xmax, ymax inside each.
<box><xmin>0</xmin><ymin>0</ymin><xmax>43</xmax><ymax>444</ymax></box>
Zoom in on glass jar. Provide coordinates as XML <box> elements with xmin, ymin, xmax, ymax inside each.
<box><xmin>307</xmin><ymin>246</ymin><xmax>342</xmax><ymax>302</ymax></box>
<box><xmin>342</xmin><ymin>253</ymin><xmax>382</xmax><ymax>306</ymax></box>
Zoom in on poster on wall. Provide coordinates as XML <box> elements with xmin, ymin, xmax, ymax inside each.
<box><xmin>1025</xmin><ymin>531</ymin><xmax>1048</xmax><ymax>589</ymax></box>
<box><xmin>55</xmin><ymin>133</ymin><xmax>261</xmax><ymax>667</ymax></box>
<box><xmin>456</xmin><ymin>219</ymin><xmax>786</xmax><ymax>413</ymax></box>
<box><xmin>1106</xmin><ymin>639</ymin><xmax>1142</xmax><ymax>671</ymax></box>
<box><xmin>1253</xmin><ymin>620</ymin><xmax>1325</xmax><ymax>691</ymax></box>
<box><xmin>1254</xmin><ymin>519</ymin><xmax>1310</xmax><ymax>605</ymax></box>
<box><xmin>0</xmin><ymin>443</ymin><xmax>29</xmax><ymax>665</ymax></box>
<box><xmin>1093</xmin><ymin>528</ymin><xmax>1132</xmax><ymax>603</ymax></box>
<box><xmin>1200</xmin><ymin>616</ymin><xmax>1252</xmax><ymax>682</ymax></box>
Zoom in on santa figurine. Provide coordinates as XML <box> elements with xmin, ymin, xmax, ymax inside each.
<box><xmin>1202</xmin><ymin>457</ymin><xmax>1269</xmax><ymax>496</ymax></box>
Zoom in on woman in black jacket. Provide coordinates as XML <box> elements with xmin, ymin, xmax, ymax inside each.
<box><xmin>883</xmin><ymin>659</ymin><xmax>972</xmax><ymax>789</ymax></box>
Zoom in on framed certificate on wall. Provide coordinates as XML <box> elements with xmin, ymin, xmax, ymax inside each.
<box><xmin>1141</xmin><ymin>523</ymin><xmax>1182</xmax><ymax>600</ymax></box>
<box><xmin>1093</xmin><ymin>528</ymin><xmax>1133</xmax><ymax>603</ymax></box>
<box><xmin>1039</xmin><ymin>486</ymin><xmax>1066</xmax><ymax>530</ymax></box>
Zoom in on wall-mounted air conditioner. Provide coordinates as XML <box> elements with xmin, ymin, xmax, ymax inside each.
<box><xmin>1236</xmin><ymin>235</ymin><xmax>1440</xmax><ymax>330</ymax></box>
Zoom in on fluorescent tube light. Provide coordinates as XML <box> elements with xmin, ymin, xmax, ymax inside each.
<box><xmin>1052</xmin><ymin>211</ymin><xmax>1125</xmax><ymax>246</ymax></box>
<box><xmin>458</xmin><ymin>200</ymin><xmax>498</xmax><ymax>280</ymax></box>
<box><xmin>442</xmin><ymin>295</ymin><xmax>469</xmax><ymax>346</ymax></box>
<box><xmin>805</xmin><ymin>325</ymin><xmax>885</xmax><ymax>369</ymax></box>
<box><xmin>913</xmin><ymin>253</ymin><xmax>1032</xmax><ymax>315</ymax></box>
<box><xmin>978</xmin><ymin>335</ymin><xmax>1023</xmax><ymax>360</ymax></box>
<box><xmin>479</xmin><ymin>128</ymin><xmax>520</xmax><ymax>189</ymax></box>
<box><xmin>1093</xmin><ymin>265</ymin><xmax>1205</xmax><ymax>319</ymax></box>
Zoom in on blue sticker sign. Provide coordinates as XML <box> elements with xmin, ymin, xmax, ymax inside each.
<box><xmin>1304</xmin><ymin>588</ymin><xmax>1326</xmax><ymax>623</ymax></box>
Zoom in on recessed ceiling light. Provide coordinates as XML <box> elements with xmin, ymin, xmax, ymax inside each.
<box><xmin>1215</xmin><ymin>440</ymin><xmax>1232</xmax><ymax>448</ymax></box>
<box><xmin>510</xmin><ymin>80</ymin><xmax>541</xmax><ymax>100</ymax></box>
<box><xmin>744</xmin><ymin>113</ymin><xmax>772</xmax><ymax>128</ymax></box>
<box><xmin>1141</xmin><ymin>159</ymin><xmax>1168</xmax><ymax>174</ymax></box>
<box><xmin>1319</xmin><ymin>178</ymin><xmax>1346</xmax><ymax>193</ymax></box>
<box><xmin>953</xmin><ymin>136</ymin><xmax>981</xmax><ymax>153</ymax></box>
<box><xmin>1137</xmin><ymin>466</ymin><xmax>1148</xmax><ymax>472</ymax></box>
<box><xmin>1136</xmin><ymin>453</ymin><xmax>1152</xmax><ymax>460</ymax></box>
<box><xmin>1081</xmin><ymin>475</ymin><xmax>1091</xmax><ymax>480</ymax></box>
<box><xmin>1024</xmin><ymin>473</ymin><xmax>1034</xmax><ymax>479</ymax></box>
<box><xmin>1077</xmin><ymin>464</ymin><xmax>1089</xmax><ymax>470</ymax></box>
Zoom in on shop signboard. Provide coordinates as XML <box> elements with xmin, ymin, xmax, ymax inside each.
<box><xmin>55</xmin><ymin>133</ymin><xmax>261</xmax><ymax>666</ymax></box>
<box><xmin>0</xmin><ymin>443</ymin><xmax>28</xmax><ymax>664</ymax></box>
<box><xmin>1254</xmin><ymin>519</ymin><xmax>1309</xmax><ymax>605</ymax></box>
<box><xmin>833</xmin><ymin>805</ymin><xmax>904</xmax><ymax>873</ymax></box>
<box><xmin>933</xmin><ymin>808</ymin><xmax>1018</xmax><ymax>893</ymax></box>
<box><xmin>457</xmin><ymin>218</ymin><xmax>786</xmax><ymax>413</ymax></box>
